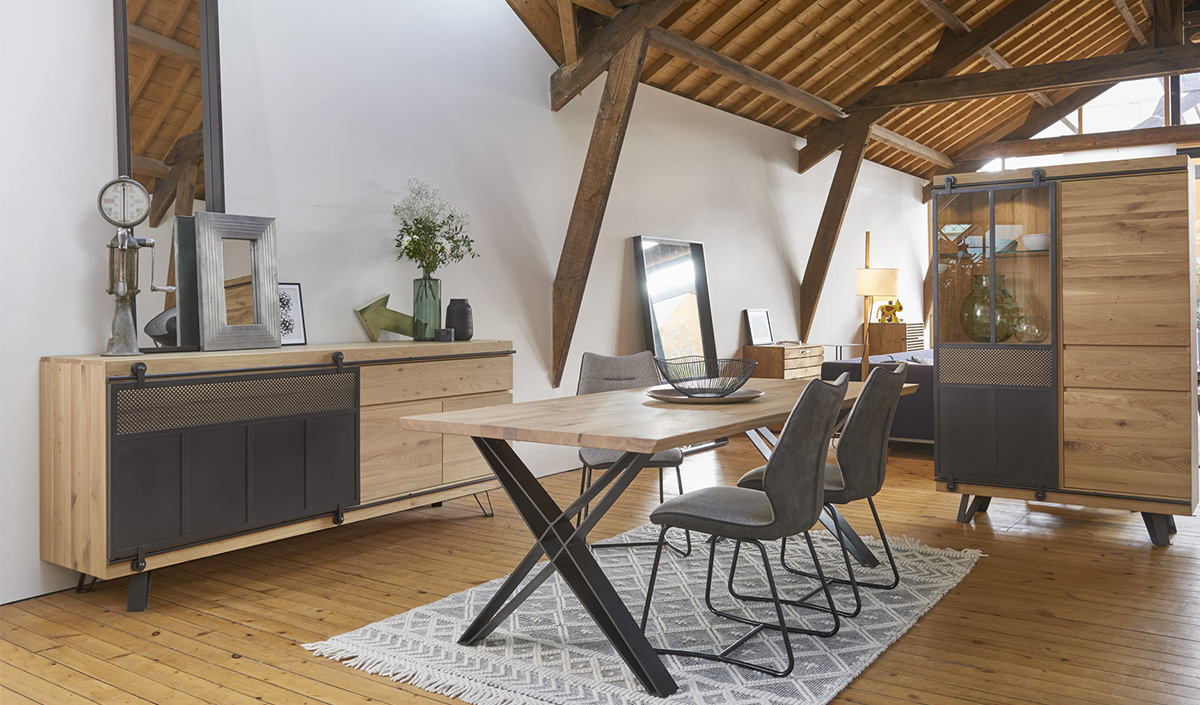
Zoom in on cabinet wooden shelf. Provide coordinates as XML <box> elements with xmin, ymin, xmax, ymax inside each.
<box><xmin>41</xmin><ymin>340</ymin><xmax>514</xmax><ymax>607</ymax></box>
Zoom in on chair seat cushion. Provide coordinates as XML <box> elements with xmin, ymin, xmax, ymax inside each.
<box><xmin>737</xmin><ymin>463</ymin><xmax>848</xmax><ymax>502</ymax></box>
<box><xmin>579</xmin><ymin>446</ymin><xmax>684</xmax><ymax>469</ymax></box>
<box><xmin>649</xmin><ymin>486</ymin><xmax>779</xmax><ymax>541</ymax></box>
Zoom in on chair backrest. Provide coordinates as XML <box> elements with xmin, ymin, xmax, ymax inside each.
<box><xmin>835</xmin><ymin>363</ymin><xmax>908</xmax><ymax>501</ymax></box>
<box><xmin>576</xmin><ymin>351</ymin><xmax>661</xmax><ymax>395</ymax></box>
<box><xmin>761</xmin><ymin>373</ymin><xmax>849</xmax><ymax>536</ymax></box>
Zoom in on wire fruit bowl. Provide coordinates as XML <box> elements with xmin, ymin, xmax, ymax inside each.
<box><xmin>653</xmin><ymin>356</ymin><xmax>757</xmax><ymax>398</ymax></box>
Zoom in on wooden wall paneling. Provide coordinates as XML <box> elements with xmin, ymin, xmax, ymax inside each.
<box><xmin>442</xmin><ymin>392</ymin><xmax>514</xmax><ymax>484</ymax></box>
<box><xmin>1062</xmin><ymin>388</ymin><xmax>1193</xmax><ymax>500</ymax></box>
<box><xmin>798</xmin><ymin>128</ymin><xmax>870</xmax><ymax>342</ymax></box>
<box><xmin>550</xmin><ymin>30</ymin><xmax>650</xmax><ymax>387</ymax></box>
<box><xmin>359</xmin><ymin>401</ymin><xmax>444</xmax><ymax>503</ymax></box>
<box><xmin>358</xmin><ymin>356</ymin><xmax>514</xmax><ymax>406</ymax></box>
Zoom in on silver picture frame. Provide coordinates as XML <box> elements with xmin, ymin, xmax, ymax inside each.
<box><xmin>195</xmin><ymin>212</ymin><xmax>281</xmax><ymax>350</ymax></box>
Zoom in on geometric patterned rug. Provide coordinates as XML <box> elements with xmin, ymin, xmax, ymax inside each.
<box><xmin>304</xmin><ymin>524</ymin><xmax>982</xmax><ymax>705</ymax></box>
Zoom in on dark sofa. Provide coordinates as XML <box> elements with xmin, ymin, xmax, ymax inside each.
<box><xmin>821</xmin><ymin>350</ymin><xmax>934</xmax><ymax>443</ymax></box>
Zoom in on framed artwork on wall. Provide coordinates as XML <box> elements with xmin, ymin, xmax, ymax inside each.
<box><xmin>279</xmin><ymin>282</ymin><xmax>307</xmax><ymax>345</ymax></box>
<box><xmin>744</xmin><ymin>309</ymin><xmax>773</xmax><ymax>345</ymax></box>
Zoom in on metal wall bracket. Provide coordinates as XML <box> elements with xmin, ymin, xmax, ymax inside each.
<box><xmin>333</xmin><ymin>503</ymin><xmax>345</xmax><ymax>525</ymax></box>
<box><xmin>131</xmin><ymin>545</ymin><xmax>147</xmax><ymax>571</ymax></box>
<box><xmin>132</xmin><ymin>362</ymin><xmax>147</xmax><ymax>386</ymax></box>
<box><xmin>332</xmin><ymin>351</ymin><xmax>345</xmax><ymax>373</ymax></box>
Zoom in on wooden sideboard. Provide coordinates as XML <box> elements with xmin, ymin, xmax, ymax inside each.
<box><xmin>742</xmin><ymin>342</ymin><xmax>824</xmax><ymax>380</ymax></box>
<box><xmin>41</xmin><ymin>341</ymin><xmax>513</xmax><ymax>608</ymax></box>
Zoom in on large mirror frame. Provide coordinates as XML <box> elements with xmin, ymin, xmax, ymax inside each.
<box><xmin>632</xmin><ymin>236</ymin><xmax>719</xmax><ymax>361</ymax></box>
<box><xmin>113</xmin><ymin>0</ymin><xmax>224</xmax><ymax>213</ymax></box>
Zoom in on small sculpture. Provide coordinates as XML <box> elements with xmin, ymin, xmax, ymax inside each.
<box><xmin>877</xmin><ymin>300</ymin><xmax>903</xmax><ymax>323</ymax></box>
<box><xmin>354</xmin><ymin>294</ymin><xmax>414</xmax><ymax>341</ymax></box>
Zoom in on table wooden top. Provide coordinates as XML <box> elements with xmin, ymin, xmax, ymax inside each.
<box><xmin>396</xmin><ymin>378</ymin><xmax>918</xmax><ymax>454</ymax></box>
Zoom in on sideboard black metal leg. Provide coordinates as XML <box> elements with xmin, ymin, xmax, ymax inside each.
<box><xmin>127</xmin><ymin>571</ymin><xmax>153</xmax><ymax>612</ymax></box>
<box><xmin>473</xmin><ymin>492</ymin><xmax>494</xmax><ymax>517</ymax></box>
<box><xmin>1166</xmin><ymin>515</ymin><xmax>1177</xmax><ymax>535</ymax></box>
<box><xmin>957</xmin><ymin>495</ymin><xmax>991</xmax><ymax>524</ymax></box>
<box><xmin>1142</xmin><ymin>513</ymin><xmax>1173</xmax><ymax>546</ymax></box>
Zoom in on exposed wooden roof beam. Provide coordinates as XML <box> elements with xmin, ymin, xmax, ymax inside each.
<box><xmin>550</xmin><ymin>0</ymin><xmax>681</xmax><ymax>111</ymax></box>
<box><xmin>957</xmin><ymin>123</ymin><xmax>1200</xmax><ymax>160</ymax></box>
<box><xmin>657</xmin><ymin>0</ymin><xmax>785</xmax><ymax>93</ymax></box>
<box><xmin>165</xmin><ymin>129</ymin><xmax>204</xmax><ymax>165</ymax></box>
<box><xmin>796</xmin><ymin>0</ymin><xmax>1057</xmax><ymax>173</ymax></box>
<box><xmin>127</xmin><ymin>22</ymin><xmax>200</xmax><ymax>65</ymax></box>
<box><xmin>505</xmin><ymin>0</ymin><xmax>567</xmax><ymax>64</ymax></box>
<box><xmin>647</xmin><ymin>28</ymin><xmax>846</xmax><ymax>121</ymax></box>
<box><xmin>868</xmin><ymin>125</ymin><xmax>954</xmax><ymax>168</ymax></box>
<box><xmin>799</xmin><ymin>129</ymin><xmax>870</xmax><ymax>342</ymax></box>
<box><xmin>558</xmin><ymin>0</ymin><xmax>579</xmax><ymax>64</ymax></box>
<box><xmin>551</xmin><ymin>31</ymin><xmax>650</xmax><ymax>386</ymax></box>
<box><xmin>1152</xmin><ymin>0</ymin><xmax>1185</xmax><ymax>46</ymax></box>
<box><xmin>915</xmin><ymin>0</ymin><xmax>1059</xmax><ymax>113</ymax></box>
<box><xmin>847</xmin><ymin>45</ymin><xmax>1200</xmax><ymax>112</ymax></box>
<box><xmin>132</xmin><ymin>156</ymin><xmax>170</xmax><ymax>179</ymax></box>
<box><xmin>1111</xmin><ymin>0</ymin><xmax>1150</xmax><ymax>45</ymax></box>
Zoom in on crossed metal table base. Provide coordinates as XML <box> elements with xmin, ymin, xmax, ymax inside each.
<box><xmin>459</xmin><ymin>430</ymin><xmax>879</xmax><ymax>698</ymax></box>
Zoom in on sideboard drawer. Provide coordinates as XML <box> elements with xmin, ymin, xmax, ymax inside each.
<box><xmin>360</xmin><ymin>400</ymin><xmax>443</xmax><ymax>502</ymax></box>
<box><xmin>360</xmin><ymin>356</ymin><xmax>513</xmax><ymax>406</ymax></box>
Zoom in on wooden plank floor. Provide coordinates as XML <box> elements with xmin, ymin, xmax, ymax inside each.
<box><xmin>3</xmin><ymin>438</ymin><xmax>1198</xmax><ymax>705</ymax></box>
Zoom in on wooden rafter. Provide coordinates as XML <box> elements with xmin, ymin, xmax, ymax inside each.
<box><xmin>135</xmin><ymin>63</ymin><xmax>196</xmax><ymax>156</ymax></box>
<box><xmin>127</xmin><ymin>22</ymin><xmax>200</xmax><ymax>65</ymax></box>
<box><xmin>798</xmin><ymin>128</ymin><xmax>870</xmax><ymax>342</ymax></box>
<box><xmin>128</xmin><ymin>1</ymin><xmax>192</xmax><ymax>112</ymax></box>
<box><xmin>647</xmin><ymin>28</ymin><xmax>845</xmax><ymax>121</ymax></box>
<box><xmin>550</xmin><ymin>0</ymin><xmax>681</xmax><ymax>111</ymax></box>
<box><xmin>915</xmin><ymin>0</ymin><xmax>1059</xmax><ymax>112</ymax></box>
<box><xmin>1152</xmin><ymin>0</ymin><xmax>1185</xmax><ymax>46</ymax></box>
<box><xmin>957</xmin><ymin>123</ymin><xmax>1200</xmax><ymax>160</ymax></box>
<box><xmin>551</xmin><ymin>30</ymin><xmax>650</xmax><ymax>387</ymax></box>
<box><xmin>656</xmin><ymin>0</ymin><xmax>784</xmax><ymax>93</ymax></box>
<box><xmin>847</xmin><ymin>44</ymin><xmax>1200</xmax><ymax>112</ymax></box>
<box><xmin>796</xmin><ymin>0</ymin><xmax>1058</xmax><ymax>174</ymax></box>
<box><xmin>505</xmin><ymin>0</ymin><xmax>566</xmax><ymax>64</ymax></box>
<box><xmin>868</xmin><ymin>125</ymin><xmax>954</xmax><ymax>169</ymax></box>
<box><xmin>558</xmin><ymin>0</ymin><xmax>579</xmax><ymax>64</ymax></box>
<box><xmin>132</xmin><ymin>156</ymin><xmax>170</xmax><ymax>179</ymax></box>
<box><xmin>1111</xmin><ymin>0</ymin><xmax>1151</xmax><ymax>45</ymax></box>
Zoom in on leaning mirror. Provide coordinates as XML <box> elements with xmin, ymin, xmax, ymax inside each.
<box><xmin>632</xmin><ymin>236</ymin><xmax>718</xmax><ymax>360</ymax></box>
<box><xmin>115</xmin><ymin>0</ymin><xmax>225</xmax><ymax>348</ymax></box>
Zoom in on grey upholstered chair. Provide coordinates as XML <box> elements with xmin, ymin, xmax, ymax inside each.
<box><xmin>639</xmin><ymin>374</ymin><xmax>850</xmax><ymax>677</ymax></box>
<box><xmin>738</xmin><ymin>363</ymin><xmax>908</xmax><ymax>602</ymax></box>
<box><xmin>577</xmin><ymin>351</ymin><xmax>690</xmax><ymax>555</ymax></box>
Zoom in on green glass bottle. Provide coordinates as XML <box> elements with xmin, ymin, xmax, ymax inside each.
<box><xmin>413</xmin><ymin>275</ymin><xmax>442</xmax><ymax>341</ymax></box>
<box><xmin>959</xmin><ymin>274</ymin><xmax>1021</xmax><ymax>342</ymax></box>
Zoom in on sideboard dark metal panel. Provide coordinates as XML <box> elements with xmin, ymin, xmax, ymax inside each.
<box><xmin>108</xmin><ymin>367</ymin><xmax>360</xmax><ymax>562</ymax></box>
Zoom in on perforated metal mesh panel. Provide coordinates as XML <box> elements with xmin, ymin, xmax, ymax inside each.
<box><xmin>114</xmin><ymin>371</ymin><xmax>358</xmax><ymax>435</ymax></box>
<box><xmin>938</xmin><ymin>348</ymin><xmax>1053</xmax><ymax>387</ymax></box>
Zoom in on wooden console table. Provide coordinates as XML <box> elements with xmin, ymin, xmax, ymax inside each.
<box><xmin>41</xmin><ymin>341</ymin><xmax>513</xmax><ymax>610</ymax></box>
<box><xmin>396</xmin><ymin>377</ymin><xmax>915</xmax><ymax>697</ymax></box>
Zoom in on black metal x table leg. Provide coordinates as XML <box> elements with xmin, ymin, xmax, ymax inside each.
<box><xmin>459</xmin><ymin>437</ymin><xmax>678</xmax><ymax>698</ymax></box>
<box><xmin>746</xmin><ymin>427</ymin><xmax>880</xmax><ymax>568</ymax></box>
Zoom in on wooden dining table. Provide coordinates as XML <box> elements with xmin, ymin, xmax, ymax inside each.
<box><xmin>396</xmin><ymin>377</ymin><xmax>917</xmax><ymax>697</ymax></box>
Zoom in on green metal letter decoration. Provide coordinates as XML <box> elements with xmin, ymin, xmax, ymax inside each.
<box><xmin>354</xmin><ymin>294</ymin><xmax>415</xmax><ymax>341</ymax></box>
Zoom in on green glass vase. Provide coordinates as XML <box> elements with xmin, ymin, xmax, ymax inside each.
<box><xmin>413</xmin><ymin>275</ymin><xmax>441</xmax><ymax>341</ymax></box>
<box><xmin>959</xmin><ymin>274</ymin><xmax>1022</xmax><ymax>342</ymax></box>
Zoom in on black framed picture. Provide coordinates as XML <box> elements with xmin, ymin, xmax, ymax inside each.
<box><xmin>278</xmin><ymin>282</ymin><xmax>307</xmax><ymax>345</ymax></box>
<box><xmin>744</xmin><ymin>309</ymin><xmax>773</xmax><ymax>345</ymax></box>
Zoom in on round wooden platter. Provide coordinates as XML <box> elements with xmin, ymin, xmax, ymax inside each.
<box><xmin>644</xmin><ymin>384</ymin><xmax>765</xmax><ymax>404</ymax></box>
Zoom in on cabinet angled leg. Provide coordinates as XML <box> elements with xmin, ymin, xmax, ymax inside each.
<box><xmin>1141</xmin><ymin>513</ymin><xmax>1173</xmax><ymax>547</ymax></box>
<box><xmin>127</xmin><ymin>571</ymin><xmax>154</xmax><ymax>612</ymax></box>
<box><xmin>957</xmin><ymin>495</ymin><xmax>991</xmax><ymax>524</ymax></box>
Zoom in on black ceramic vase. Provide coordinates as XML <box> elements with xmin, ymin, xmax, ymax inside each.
<box><xmin>445</xmin><ymin>298</ymin><xmax>473</xmax><ymax>341</ymax></box>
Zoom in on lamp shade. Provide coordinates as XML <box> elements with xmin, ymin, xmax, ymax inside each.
<box><xmin>856</xmin><ymin>267</ymin><xmax>899</xmax><ymax>296</ymax></box>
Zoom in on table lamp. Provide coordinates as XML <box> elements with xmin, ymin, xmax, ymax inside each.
<box><xmin>856</xmin><ymin>231</ymin><xmax>899</xmax><ymax>380</ymax></box>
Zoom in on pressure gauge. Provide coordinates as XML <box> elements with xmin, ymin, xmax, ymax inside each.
<box><xmin>97</xmin><ymin>177</ymin><xmax>151</xmax><ymax>228</ymax></box>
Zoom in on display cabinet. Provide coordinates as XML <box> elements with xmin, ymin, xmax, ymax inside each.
<box><xmin>932</xmin><ymin>156</ymin><xmax>1198</xmax><ymax>545</ymax></box>
<box><xmin>934</xmin><ymin>177</ymin><xmax>1058</xmax><ymax>492</ymax></box>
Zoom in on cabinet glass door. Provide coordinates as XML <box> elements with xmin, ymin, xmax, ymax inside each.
<box><xmin>936</xmin><ymin>190</ymin><xmax>991</xmax><ymax>344</ymax></box>
<box><xmin>993</xmin><ymin>187</ymin><xmax>1053</xmax><ymax>345</ymax></box>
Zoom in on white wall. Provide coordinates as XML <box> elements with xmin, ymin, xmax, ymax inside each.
<box><xmin>0</xmin><ymin>0</ymin><xmax>927</xmax><ymax>604</ymax></box>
